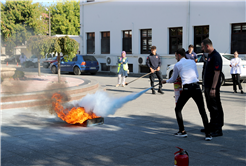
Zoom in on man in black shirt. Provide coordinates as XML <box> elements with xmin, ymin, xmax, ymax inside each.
<box><xmin>201</xmin><ymin>38</ymin><xmax>224</xmax><ymax>137</ymax></box>
<box><xmin>146</xmin><ymin>46</ymin><xmax>164</xmax><ymax>94</ymax></box>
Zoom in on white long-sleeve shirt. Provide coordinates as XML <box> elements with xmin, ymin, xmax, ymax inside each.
<box><xmin>167</xmin><ymin>58</ymin><xmax>199</xmax><ymax>85</ymax></box>
<box><xmin>230</xmin><ymin>58</ymin><xmax>241</xmax><ymax>74</ymax></box>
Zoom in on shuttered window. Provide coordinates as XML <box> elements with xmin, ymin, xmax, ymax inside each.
<box><xmin>101</xmin><ymin>32</ymin><xmax>110</xmax><ymax>54</ymax></box>
<box><xmin>194</xmin><ymin>26</ymin><xmax>209</xmax><ymax>53</ymax></box>
<box><xmin>87</xmin><ymin>33</ymin><xmax>95</xmax><ymax>54</ymax></box>
<box><xmin>123</xmin><ymin>30</ymin><xmax>132</xmax><ymax>54</ymax></box>
<box><xmin>231</xmin><ymin>23</ymin><xmax>246</xmax><ymax>54</ymax></box>
<box><xmin>141</xmin><ymin>29</ymin><xmax>152</xmax><ymax>54</ymax></box>
<box><xmin>169</xmin><ymin>27</ymin><xmax>183</xmax><ymax>54</ymax></box>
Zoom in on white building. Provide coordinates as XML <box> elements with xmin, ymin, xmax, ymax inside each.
<box><xmin>80</xmin><ymin>0</ymin><xmax>246</xmax><ymax>75</ymax></box>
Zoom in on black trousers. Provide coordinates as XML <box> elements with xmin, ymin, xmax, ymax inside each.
<box><xmin>175</xmin><ymin>83</ymin><xmax>210</xmax><ymax>134</ymax></box>
<box><xmin>232</xmin><ymin>74</ymin><xmax>242</xmax><ymax>91</ymax></box>
<box><xmin>204</xmin><ymin>88</ymin><xmax>224</xmax><ymax>131</ymax></box>
<box><xmin>149</xmin><ymin>70</ymin><xmax>163</xmax><ymax>89</ymax></box>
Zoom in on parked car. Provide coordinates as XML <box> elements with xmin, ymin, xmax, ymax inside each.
<box><xmin>1</xmin><ymin>54</ymin><xmax>10</xmax><ymax>63</ymax></box>
<box><xmin>25</xmin><ymin>55</ymin><xmax>53</xmax><ymax>68</ymax></box>
<box><xmin>42</xmin><ymin>56</ymin><xmax>61</xmax><ymax>68</ymax></box>
<box><xmin>50</xmin><ymin>55</ymin><xmax>99</xmax><ymax>75</ymax></box>
<box><xmin>4</xmin><ymin>55</ymin><xmax>20</xmax><ymax>64</ymax></box>
<box><xmin>166</xmin><ymin>53</ymin><xmax>246</xmax><ymax>85</ymax></box>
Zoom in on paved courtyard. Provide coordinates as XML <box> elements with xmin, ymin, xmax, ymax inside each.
<box><xmin>1</xmin><ymin>71</ymin><xmax>246</xmax><ymax>166</ymax></box>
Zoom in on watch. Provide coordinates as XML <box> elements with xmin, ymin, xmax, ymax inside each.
<box><xmin>211</xmin><ymin>88</ymin><xmax>215</xmax><ymax>90</ymax></box>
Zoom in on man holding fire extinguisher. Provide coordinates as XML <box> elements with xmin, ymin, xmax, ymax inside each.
<box><xmin>162</xmin><ymin>48</ymin><xmax>212</xmax><ymax>141</ymax></box>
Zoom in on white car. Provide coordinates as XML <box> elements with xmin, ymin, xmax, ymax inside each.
<box><xmin>166</xmin><ymin>53</ymin><xmax>246</xmax><ymax>85</ymax></box>
<box><xmin>1</xmin><ymin>54</ymin><xmax>9</xmax><ymax>63</ymax></box>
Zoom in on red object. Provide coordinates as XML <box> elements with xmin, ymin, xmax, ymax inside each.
<box><xmin>174</xmin><ymin>147</ymin><xmax>189</xmax><ymax>166</ymax></box>
<box><xmin>7</xmin><ymin>62</ymin><xmax>8</xmax><ymax>66</ymax></box>
<box><xmin>17</xmin><ymin>62</ymin><xmax>18</xmax><ymax>66</ymax></box>
<box><xmin>81</xmin><ymin>62</ymin><xmax>86</xmax><ymax>65</ymax></box>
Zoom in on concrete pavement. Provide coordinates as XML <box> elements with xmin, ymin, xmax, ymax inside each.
<box><xmin>1</xmin><ymin>72</ymin><xmax>246</xmax><ymax>166</ymax></box>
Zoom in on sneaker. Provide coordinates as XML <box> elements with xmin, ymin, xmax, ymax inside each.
<box><xmin>122</xmin><ymin>84</ymin><xmax>125</xmax><ymax>87</ymax></box>
<box><xmin>234</xmin><ymin>90</ymin><xmax>237</xmax><ymax>93</ymax></box>
<box><xmin>158</xmin><ymin>89</ymin><xmax>164</xmax><ymax>94</ymax></box>
<box><xmin>116</xmin><ymin>84</ymin><xmax>120</xmax><ymax>87</ymax></box>
<box><xmin>205</xmin><ymin>134</ymin><xmax>212</xmax><ymax>141</ymax></box>
<box><xmin>241</xmin><ymin>90</ymin><xmax>244</xmax><ymax>94</ymax></box>
<box><xmin>174</xmin><ymin>131</ymin><xmax>187</xmax><ymax>137</ymax></box>
<box><xmin>152</xmin><ymin>89</ymin><xmax>156</xmax><ymax>94</ymax></box>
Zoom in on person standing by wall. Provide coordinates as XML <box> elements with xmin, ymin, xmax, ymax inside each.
<box><xmin>162</xmin><ymin>48</ymin><xmax>211</xmax><ymax>141</ymax></box>
<box><xmin>230</xmin><ymin>51</ymin><xmax>244</xmax><ymax>94</ymax></box>
<box><xmin>116</xmin><ymin>51</ymin><xmax>128</xmax><ymax>87</ymax></box>
<box><xmin>146</xmin><ymin>46</ymin><xmax>164</xmax><ymax>94</ymax></box>
<box><xmin>185</xmin><ymin>44</ymin><xmax>197</xmax><ymax>62</ymax></box>
<box><xmin>201</xmin><ymin>38</ymin><xmax>224</xmax><ymax>137</ymax></box>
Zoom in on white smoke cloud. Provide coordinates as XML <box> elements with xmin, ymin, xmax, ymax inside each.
<box><xmin>77</xmin><ymin>87</ymin><xmax>151</xmax><ymax>117</ymax></box>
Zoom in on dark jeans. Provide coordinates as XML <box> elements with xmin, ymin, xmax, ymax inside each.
<box><xmin>204</xmin><ymin>88</ymin><xmax>224</xmax><ymax>131</ymax></box>
<box><xmin>175</xmin><ymin>83</ymin><xmax>210</xmax><ymax>134</ymax></box>
<box><xmin>149</xmin><ymin>70</ymin><xmax>163</xmax><ymax>89</ymax></box>
<box><xmin>232</xmin><ymin>74</ymin><xmax>242</xmax><ymax>91</ymax></box>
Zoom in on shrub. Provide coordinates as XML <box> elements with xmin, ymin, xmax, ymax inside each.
<box><xmin>13</xmin><ymin>70</ymin><xmax>25</xmax><ymax>80</ymax></box>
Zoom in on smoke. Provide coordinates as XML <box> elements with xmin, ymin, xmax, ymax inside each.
<box><xmin>75</xmin><ymin>87</ymin><xmax>151</xmax><ymax>117</ymax></box>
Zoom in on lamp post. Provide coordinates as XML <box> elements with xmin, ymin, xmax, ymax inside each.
<box><xmin>45</xmin><ymin>8</ymin><xmax>51</xmax><ymax>36</ymax></box>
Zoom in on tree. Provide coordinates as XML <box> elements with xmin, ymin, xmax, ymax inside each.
<box><xmin>27</xmin><ymin>36</ymin><xmax>53</xmax><ymax>76</ymax></box>
<box><xmin>50</xmin><ymin>0</ymin><xmax>80</xmax><ymax>35</ymax></box>
<box><xmin>56</xmin><ymin>36</ymin><xmax>79</xmax><ymax>82</ymax></box>
<box><xmin>1</xmin><ymin>0</ymin><xmax>48</xmax><ymax>54</ymax></box>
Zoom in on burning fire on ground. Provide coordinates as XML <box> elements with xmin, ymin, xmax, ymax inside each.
<box><xmin>51</xmin><ymin>93</ymin><xmax>99</xmax><ymax>124</ymax></box>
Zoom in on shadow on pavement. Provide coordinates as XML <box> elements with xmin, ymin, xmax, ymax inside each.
<box><xmin>1</xmin><ymin>112</ymin><xmax>245</xmax><ymax>166</ymax></box>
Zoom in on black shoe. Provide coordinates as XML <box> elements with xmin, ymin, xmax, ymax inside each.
<box><xmin>158</xmin><ymin>89</ymin><xmax>164</xmax><ymax>94</ymax></box>
<box><xmin>241</xmin><ymin>90</ymin><xmax>244</xmax><ymax>94</ymax></box>
<box><xmin>234</xmin><ymin>90</ymin><xmax>237</xmax><ymax>93</ymax></box>
<box><xmin>205</xmin><ymin>134</ymin><xmax>212</xmax><ymax>141</ymax></box>
<box><xmin>152</xmin><ymin>89</ymin><xmax>156</xmax><ymax>94</ymax></box>
<box><xmin>200</xmin><ymin>128</ymin><xmax>205</xmax><ymax>132</ymax></box>
<box><xmin>211</xmin><ymin>130</ymin><xmax>223</xmax><ymax>137</ymax></box>
<box><xmin>174</xmin><ymin>131</ymin><xmax>187</xmax><ymax>138</ymax></box>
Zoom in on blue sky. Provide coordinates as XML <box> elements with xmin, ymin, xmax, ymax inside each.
<box><xmin>1</xmin><ymin>0</ymin><xmax>56</xmax><ymax>6</ymax></box>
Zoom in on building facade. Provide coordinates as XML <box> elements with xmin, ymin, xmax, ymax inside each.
<box><xmin>80</xmin><ymin>0</ymin><xmax>246</xmax><ymax>75</ymax></box>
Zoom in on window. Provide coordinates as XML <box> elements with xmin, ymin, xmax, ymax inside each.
<box><xmin>194</xmin><ymin>26</ymin><xmax>209</xmax><ymax>53</ymax></box>
<box><xmin>169</xmin><ymin>27</ymin><xmax>182</xmax><ymax>54</ymax></box>
<box><xmin>101</xmin><ymin>32</ymin><xmax>110</xmax><ymax>54</ymax></box>
<box><xmin>141</xmin><ymin>29</ymin><xmax>152</xmax><ymax>54</ymax></box>
<box><xmin>231</xmin><ymin>23</ymin><xmax>246</xmax><ymax>54</ymax></box>
<box><xmin>123</xmin><ymin>30</ymin><xmax>132</xmax><ymax>54</ymax></box>
<box><xmin>87</xmin><ymin>33</ymin><xmax>95</xmax><ymax>54</ymax></box>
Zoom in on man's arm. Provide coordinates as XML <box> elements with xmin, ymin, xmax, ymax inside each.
<box><xmin>163</xmin><ymin>65</ymin><xmax>179</xmax><ymax>84</ymax></box>
<box><xmin>210</xmin><ymin>71</ymin><xmax>220</xmax><ymax>97</ymax></box>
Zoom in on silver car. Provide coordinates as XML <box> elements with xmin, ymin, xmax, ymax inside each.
<box><xmin>166</xmin><ymin>53</ymin><xmax>246</xmax><ymax>85</ymax></box>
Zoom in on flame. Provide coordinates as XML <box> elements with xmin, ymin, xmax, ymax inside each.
<box><xmin>51</xmin><ymin>93</ymin><xmax>99</xmax><ymax>124</ymax></box>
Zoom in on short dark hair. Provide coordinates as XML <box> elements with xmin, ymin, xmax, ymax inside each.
<box><xmin>188</xmin><ymin>44</ymin><xmax>194</xmax><ymax>48</ymax></box>
<box><xmin>151</xmin><ymin>46</ymin><xmax>156</xmax><ymax>50</ymax></box>
<box><xmin>176</xmin><ymin>48</ymin><xmax>186</xmax><ymax>57</ymax></box>
<box><xmin>202</xmin><ymin>38</ymin><xmax>213</xmax><ymax>46</ymax></box>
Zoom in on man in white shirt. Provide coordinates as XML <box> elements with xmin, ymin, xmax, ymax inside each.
<box><xmin>162</xmin><ymin>48</ymin><xmax>212</xmax><ymax>141</ymax></box>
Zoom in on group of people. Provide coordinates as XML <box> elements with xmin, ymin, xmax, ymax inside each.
<box><xmin>162</xmin><ymin>38</ymin><xmax>223</xmax><ymax>141</ymax></box>
<box><xmin>115</xmin><ymin>38</ymin><xmax>244</xmax><ymax>141</ymax></box>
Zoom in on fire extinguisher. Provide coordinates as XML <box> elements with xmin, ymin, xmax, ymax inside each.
<box><xmin>174</xmin><ymin>147</ymin><xmax>189</xmax><ymax>166</ymax></box>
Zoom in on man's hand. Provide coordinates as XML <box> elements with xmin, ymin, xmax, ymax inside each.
<box><xmin>150</xmin><ymin>68</ymin><xmax>155</xmax><ymax>73</ymax></box>
<box><xmin>161</xmin><ymin>80</ymin><xmax>166</xmax><ymax>84</ymax></box>
<box><xmin>235</xmin><ymin>63</ymin><xmax>238</xmax><ymax>66</ymax></box>
<box><xmin>195</xmin><ymin>59</ymin><xmax>198</xmax><ymax>63</ymax></box>
<box><xmin>156</xmin><ymin>67</ymin><xmax>160</xmax><ymax>71</ymax></box>
<box><xmin>210</xmin><ymin>89</ymin><xmax>216</xmax><ymax>97</ymax></box>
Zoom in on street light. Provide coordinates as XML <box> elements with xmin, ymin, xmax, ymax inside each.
<box><xmin>45</xmin><ymin>8</ymin><xmax>51</xmax><ymax>36</ymax></box>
